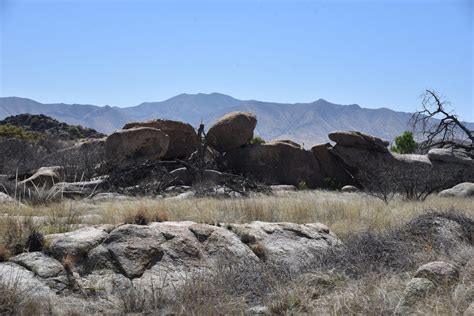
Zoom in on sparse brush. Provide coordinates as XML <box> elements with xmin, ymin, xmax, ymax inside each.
<box><xmin>150</xmin><ymin>209</ymin><xmax>168</xmax><ymax>222</ymax></box>
<box><xmin>0</xmin><ymin>245</ymin><xmax>11</xmax><ymax>262</ymax></box>
<box><xmin>4</xmin><ymin>215</ymin><xmax>40</xmax><ymax>255</ymax></box>
<box><xmin>62</xmin><ymin>254</ymin><xmax>75</xmax><ymax>275</ymax></box>
<box><xmin>125</xmin><ymin>208</ymin><xmax>150</xmax><ymax>225</ymax></box>
<box><xmin>45</xmin><ymin>204</ymin><xmax>81</xmax><ymax>234</ymax></box>
<box><xmin>250</xmin><ymin>242</ymin><xmax>267</xmax><ymax>261</ymax></box>
<box><xmin>124</xmin><ymin>205</ymin><xmax>169</xmax><ymax>225</ymax></box>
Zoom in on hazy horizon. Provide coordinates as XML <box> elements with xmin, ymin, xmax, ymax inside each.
<box><xmin>1</xmin><ymin>0</ymin><xmax>473</xmax><ymax>120</ymax></box>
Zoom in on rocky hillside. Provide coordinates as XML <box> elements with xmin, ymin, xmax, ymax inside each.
<box><xmin>0</xmin><ymin>114</ymin><xmax>105</xmax><ymax>140</ymax></box>
<box><xmin>3</xmin><ymin>94</ymin><xmax>471</xmax><ymax>146</ymax></box>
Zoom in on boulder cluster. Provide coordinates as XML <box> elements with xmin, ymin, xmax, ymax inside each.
<box><xmin>7</xmin><ymin>111</ymin><xmax>473</xmax><ymax>196</ymax></box>
<box><xmin>98</xmin><ymin>111</ymin><xmax>472</xmax><ymax>191</ymax></box>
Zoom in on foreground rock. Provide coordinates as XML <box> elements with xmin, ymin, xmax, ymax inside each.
<box><xmin>123</xmin><ymin>119</ymin><xmax>199</xmax><ymax>159</ymax></box>
<box><xmin>105</xmin><ymin>127</ymin><xmax>170</xmax><ymax>164</ymax></box>
<box><xmin>439</xmin><ymin>182</ymin><xmax>474</xmax><ymax>198</ymax></box>
<box><xmin>225</xmin><ymin>141</ymin><xmax>324</xmax><ymax>188</ymax></box>
<box><xmin>207</xmin><ymin>112</ymin><xmax>257</xmax><ymax>153</ymax></box>
<box><xmin>0</xmin><ymin>221</ymin><xmax>340</xmax><ymax>314</ymax></box>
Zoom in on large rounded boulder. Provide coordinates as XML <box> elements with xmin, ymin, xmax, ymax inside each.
<box><xmin>225</xmin><ymin>141</ymin><xmax>323</xmax><ymax>188</ymax></box>
<box><xmin>105</xmin><ymin>127</ymin><xmax>169</xmax><ymax>164</ymax></box>
<box><xmin>123</xmin><ymin>119</ymin><xmax>198</xmax><ymax>159</ymax></box>
<box><xmin>207</xmin><ymin>112</ymin><xmax>257</xmax><ymax>153</ymax></box>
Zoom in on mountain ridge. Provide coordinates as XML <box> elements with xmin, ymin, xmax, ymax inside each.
<box><xmin>1</xmin><ymin>94</ymin><xmax>472</xmax><ymax>146</ymax></box>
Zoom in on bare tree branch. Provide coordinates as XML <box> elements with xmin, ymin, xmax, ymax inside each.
<box><xmin>410</xmin><ymin>89</ymin><xmax>473</xmax><ymax>150</ymax></box>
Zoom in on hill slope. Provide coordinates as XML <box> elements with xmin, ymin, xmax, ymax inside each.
<box><xmin>0</xmin><ymin>113</ymin><xmax>105</xmax><ymax>140</ymax></box>
<box><xmin>1</xmin><ymin>94</ymin><xmax>471</xmax><ymax>146</ymax></box>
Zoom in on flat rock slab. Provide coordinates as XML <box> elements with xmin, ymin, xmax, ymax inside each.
<box><xmin>10</xmin><ymin>252</ymin><xmax>64</xmax><ymax>278</ymax></box>
<box><xmin>46</xmin><ymin>225</ymin><xmax>113</xmax><ymax>259</ymax></box>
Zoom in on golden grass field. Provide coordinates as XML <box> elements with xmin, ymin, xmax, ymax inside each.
<box><xmin>1</xmin><ymin>189</ymin><xmax>473</xmax><ymax>242</ymax></box>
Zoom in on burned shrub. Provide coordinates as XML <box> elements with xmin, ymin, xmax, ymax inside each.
<box><xmin>25</xmin><ymin>231</ymin><xmax>44</xmax><ymax>252</ymax></box>
<box><xmin>320</xmin><ymin>211</ymin><xmax>473</xmax><ymax>277</ymax></box>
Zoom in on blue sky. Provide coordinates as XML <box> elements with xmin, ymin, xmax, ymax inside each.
<box><xmin>1</xmin><ymin>0</ymin><xmax>473</xmax><ymax>120</ymax></box>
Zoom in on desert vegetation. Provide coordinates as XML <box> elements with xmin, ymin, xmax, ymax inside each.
<box><xmin>0</xmin><ymin>191</ymin><xmax>472</xmax><ymax>314</ymax></box>
<box><xmin>0</xmin><ymin>107</ymin><xmax>472</xmax><ymax>314</ymax></box>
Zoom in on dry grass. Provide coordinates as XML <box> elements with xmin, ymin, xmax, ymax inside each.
<box><xmin>1</xmin><ymin>190</ymin><xmax>472</xmax><ymax>239</ymax></box>
<box><xmin>0</xmin><ymin>190</ymin><xmax>472</xmax><ymax>315</ymax></box>
<box><xmin>81</xmin><ymin>190</ymin><xmax>472</xmax><ymax>237</ymax></box>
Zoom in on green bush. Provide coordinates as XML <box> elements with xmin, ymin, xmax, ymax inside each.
<box><xmin>297</xmin><ymin>181</ymin><xmax>308</xmax><ymax>190</ymax></box>
<box><xmin>391</xmin><ymin>131</ymin><xmax>417</xmax><ymax>154</ymax></box>
<box><xmin>249</xmin><ymin>136</ymin><xmax>266</xmax><ymax>145</ymax></box>
<box><xmin>0</xmin><ymin>124</ymin><xmax>35</xmax><ymax>140</ymax></box>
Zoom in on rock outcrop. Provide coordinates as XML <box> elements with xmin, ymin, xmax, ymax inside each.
<box><xmin>0</xmin><ymin>113</ymin><xmax>105</xmax><ymax>140</ymax></box>
<box><xmin>225</xmin><ymin>141</ymin><xmax>324</xmax><ymax>188</ymax></box>
<box><xmin>105</xmin><ymin>127</ymin><xmax>169</xmax><ymax>164</ymax></box>
<box><xmin>0</xmin><ymin>221</ymin><xmax>340</xmax><ymax>314</ymax></box>
<box><xmin>328</xmin><ymin>131</ymin><xmax>389</xmax><ymax>152</ymax></box>
<box><xmin>207</xmin><ymin>112</ymin><xmax>257</xmax><ymax>153</ymax></box>
<box><xmin>123</xmin><ymin>119</ymin><xmax>199</xmax><ymax>159</ymax></box>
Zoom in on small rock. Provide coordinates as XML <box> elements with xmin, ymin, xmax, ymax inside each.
<box><xmin>414</xmin><ymin>261</ymin><xmax>460</xmax><ymax>287</ymax></box>
<box><xmin>270</xmin><ymin>185</ymin><xmax>297</xmax><ymax>192</ymax></box>
<box><xmin>246</xmin><ymin>305</ymin><xmax>270</xmax><ymax>315</ymax></box>
<box><xmin>90</xmin><ymin>193</ymin><xmax>131</xmax><ymax>202</ymax></box>
<box><xmin>341</xmin><ymin>185</ymin><xmax>359</xmax><ymax>193</ymax></box>
<box><xmin>168</xmin><ymin>191</ymin><xmax>195</xmax><ymax>200</ymax></box>
<box><xmin>0</xmin><ymin>192</ymin><xmax>14</xmax><ymax>203</ymax></box>
<box><xmin>395</xmin><ymin>277</ymin><xmax>435</xmax><ymax>312</ymax></box>
<box><xmin>439</xmin><ymin>182</ymin><xmax>474</xmax><ymax>198</ymax></box>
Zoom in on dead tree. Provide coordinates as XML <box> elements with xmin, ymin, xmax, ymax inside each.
<box><xmin>410</xmin><ymin>89</ymin><xmax>473</xmax><ymax>150</ymax></box>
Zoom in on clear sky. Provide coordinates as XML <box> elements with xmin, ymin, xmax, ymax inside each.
<box><xmin>1</xmin><ymin>0</ymin><xmax>473</xmax><ymax>120</ymax></box>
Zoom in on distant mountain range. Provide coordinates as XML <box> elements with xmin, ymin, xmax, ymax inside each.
<box><xmin>1</xmin><ymin>93</ymin><xmax>472</xmax><ymax>146</ymax></box>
